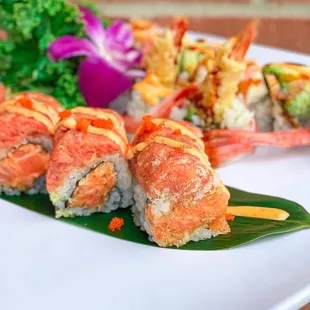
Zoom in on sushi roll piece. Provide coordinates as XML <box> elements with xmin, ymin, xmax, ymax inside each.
<box><xmin>263</xmin><ymin>63</ymin><xmax>310</xmax><ymax>131</ymax></box>
<box><xmin>187</xmin><ymin>20</ymin><xmax>258</xmax><ymax>131</ymax></box>
<box><xmin>130</xmin><ymin>19</ymin><xmax>160</xmax><ymax>50</ymax></box>
<box><xmin>167</xmin><ymin>21</ymin><xmax>259</xmax><ymax>167</ymax></box>
<box><xmin>46</xmin><ymin>107</ymin><xmax>133</xmax><ymax>218</ymax></box>
<box><xmin>129</xmin><ymin>116</ymin><xmax>230</xmax><ymax>247</ymax></box>
<box><xmin>0</xmin><ymin>92</ymin><xmax>63</xmax><ymax>195</ymax></box>
<box><xmin>239</xmin><ymin>60</ymin><xmax>273</xmax><ymax>132</ymax></box>
<box><xmin>124</xmin><ymin>18</ymin><xmax>187</xmax><ymax>124</ymax></box>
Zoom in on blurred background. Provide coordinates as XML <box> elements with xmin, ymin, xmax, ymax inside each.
<box><xmin>73</xmin><ymin>0</ymin><xmax>310</xmax><ymax>54</ymax></box>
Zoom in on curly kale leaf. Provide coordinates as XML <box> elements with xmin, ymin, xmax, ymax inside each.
<box><xmin>53</xmin><ymin>65</ymin><xmax>86</xmax><ymax>109</ymax></box>
<box><xmin>0</xmin><ymin>0</ymin><xmax>87</xmax><ymax>108</ymax></box>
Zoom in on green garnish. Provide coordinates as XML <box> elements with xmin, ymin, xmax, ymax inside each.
<box><xmin>0</xmin><ymin>0</ymin><xmax>87</xmax><ymax>108</ymax></box>
<box><xmin>185</xmin><ymin>105</ymin><xmax>197</xmax><ymax>122</ymax></box>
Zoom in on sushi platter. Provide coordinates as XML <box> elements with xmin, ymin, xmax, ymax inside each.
<box><xmin>0</xmin><ymin>1</ymin><xmax>310</xmax><ymax>310</ymax></box>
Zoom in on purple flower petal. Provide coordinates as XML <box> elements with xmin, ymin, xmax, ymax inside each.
<box><xmin>125</xmin><ymin>48</ymin><xmax>143</xmax><ymax>64</ymax></box>
<box><xmin>79</xmin><ymin>6</ymin><xmax>105</xmax><ymax>49</ymax></box>
<box><xmin>78</xmin><ymin>56</ymin><xmax>133</xmax><ymax>108</ymax></box>
<box><xmin>48</xmin><ymin>35</ymin><xmax>97</xmax><ymax>61</ymax></box>
<box><xmin>105</xmin><ymin>20</ymin><xmax>134</xmax><ymax>52</ymax></box>
<box><xmin>126</xmin><ymin>69</ymin><xmax>146</xmax><ymax>78</ymax></box>
<box><xmin>112</xmin><ymin>48</ymin><xmax>143</xmax><ymax>70</ymax></box>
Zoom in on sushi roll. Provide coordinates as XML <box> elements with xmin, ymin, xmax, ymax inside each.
<box><xmin>0</xmin><ymin>92</ymin><xmax>63</xmax><ymax>195</ymax></box>
<box><xmin>124</xmin><ymin>18</ymin><xmax>187</xmax><ymax>124</ymax></box>
<box><xmin>130</xmin><ymin>19</ymin><xmax>160</xmax><ymax>50</ymax></box>
<box><xmin>46</xmin><ymin>107</ymin><xmax>133</xmax><ymax>218</ymax></box>
<box><xmin>129</xmin><ymin>116</ymin><xmax>230</xmax><ymax>247</ymax></box>
<box><xmin>239</xmin><ymin>60</ymin><xmax>273</xmax><ymax>132</ymax></box>
<box><xmin>263</xmin><ymin>63</ymin><xmax>310</xmax><ymax>131</ymax></box>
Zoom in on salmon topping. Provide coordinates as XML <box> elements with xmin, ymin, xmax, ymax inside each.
<box><xmin>58</xmin><ymin>117</ymin><xmax>127</xmax><ymax>155</ymax></box>
<box><xmin>11</xmin><ymin>92</ymin><xmax>63</xmax><ymax>112</ymax></box>
<box><xmin>0</xmin><ymin>144</ymin><xmax>49</xmax><ymax>190</ymax></box>
<box><xmin>108</xmin><ymin>217</ymin><xmax>124</xmax><ymax>232</ymax></box>
<box><xmin>67</xmin><ymin>162</ymin><xmax>117</xmax><ymax>209</ymax></box>
<box><xmin>0</xmin><ymin>99</ymin><xmax>57</xmax><ymax>134</ymax></box>
<box><xmin>131</xmin><ymin>136</ymin><xmax>210</xmax><ymax>167</ymax></box>
<box><xmin>134</xmin><ymin>118</ymin><xmax>205</xmax><ymax>151</ymax></box>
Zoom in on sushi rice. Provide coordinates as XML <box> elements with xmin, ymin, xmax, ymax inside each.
<box><xmin>132</xmin><ymin>183</ymin><xmax>223</xmax><ymax>246</ymax></box>
<box><xmin>0</xmin><ymin>175</ymin><xmax>47</xmax><ymax>196</ymax></box>
<box><xmin>221</xmin><ymin>97</ymin><xmax>254</xmax><ymax>130</ymax></box>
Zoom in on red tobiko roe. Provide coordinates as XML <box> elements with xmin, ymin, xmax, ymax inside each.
<box><xmin>76</xmin><ymin>119</ymin><xmax>91</xmax><ymax>133</ymax></box>
<box><xmin>18</xmin><ymin>97</ymin><xmax>34</xmax><ymax>110</ymax></box>
<box><xmin>136</xmin><ymin>115</ymin><xmax>165</xmax><ymax>138</ymax></box>
<box><xmin>75</xmin><ymin>118</ymin><xmax>115</xmax><ymax>133</ymax></box>
<box><xmin>108</xmin><ymin>217</ymin><xmax>124</xmax><ymax>232</ymax></box>
<box><xmin>59</xmin><ymin>110</ymin><xmax>72</xmax><ymax>120</ymax></box>
<box><xmin>225</xmin><ymin>213</ymin><xmax>235</xmax><ymax>221</ymax></box>
<box><xmin>91</xmin><ymin>118</ymin><xmax>114</xmax><ymax>130</ymax></box>
<box><xmin>173</xmin><ymin>129</ymin><xmax>182</xmax><ymax>135</ymax></box>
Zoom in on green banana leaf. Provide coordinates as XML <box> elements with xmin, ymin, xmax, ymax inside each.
<box><xmin>1</xmin><ymin>186</ymin><xmax>310</xmax><ymax>250</ymax></box>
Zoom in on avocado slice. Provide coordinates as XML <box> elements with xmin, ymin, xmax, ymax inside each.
<box><xmin>285</xmin><ymin>82</ymin><xmax>310</xmax><ymax>119</ymax></box>
<box><xmin>178</xmin><ymin>49</ymin><xmax>200</xmax><ymax>75</ymax></box>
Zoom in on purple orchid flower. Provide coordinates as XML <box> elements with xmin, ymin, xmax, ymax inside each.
<box><xmin>48</xmin><ymin>6</ymin><xmax>143</xmax><ymax>108</ymax></box>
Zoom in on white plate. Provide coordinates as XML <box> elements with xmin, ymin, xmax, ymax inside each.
<box><xmin>1</xmin><ymin>34</ymin><xmax>310</xmax><ymax>310</ymax></box>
